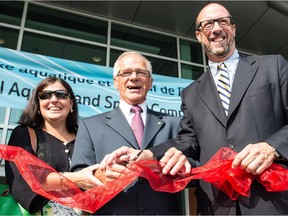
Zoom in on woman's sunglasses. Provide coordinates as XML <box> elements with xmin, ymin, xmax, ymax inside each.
<box><xmin>38</xmin><ymin>90</ymin><xmax>71</xmax><ymax>100</ymax></box>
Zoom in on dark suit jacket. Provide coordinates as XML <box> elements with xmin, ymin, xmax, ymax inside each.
<box><xmin>151</xmin><ymin>55</ymin><xmax>288</xmax><ymax>215</ymax></box>
<box><xmin>70</xmin><ymin>107</ymin><xmax>184</xmax><ymax>215</ymax></box>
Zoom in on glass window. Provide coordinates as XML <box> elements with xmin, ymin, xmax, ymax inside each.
<box><xmin>22</xmin><ymin>32</ymin><xmax>106</xmax><ymax>66</ymax></box>
<box><xmin>149</xmin><ymin>57</ymin><xmax>178</xmax><ymax>77</ymax></box>
<box><xmin>181</xmin><ymin>64</ymin><xmax>204</xmax><ymax>80</ymax></box>
<box><xmin>180</xmin><ymin>40</ymin><xmax>203</xmax><ymax>64</ymax></box>
<box><xmin>5</xmin><ymin>129</ymin><xmax>13</xmax><ymax>144</ymax></box>
<box><xmin>9</xmin><ymin>108</ymin><xmax>22</xmax><ymax>125</ymax></box>
<box><xmin>0</xmin><ymin>133</ymin><xmax>3</xmax><ymax>145</ymax></box>
<box><xmin>111</xmin><ymin>24</ymin><xmax>177</xmax><ymax>58</ymax></box>
<box><xmin>0</xmin><ymin>1</ymin><xmax>24</xmax><ymax>26</ymax></box>
<box><xmin>26</xmin><ymin>4</ymin><xmax>108</xmax><ymax>44</ymax></box>
<box><xmin>0</xmin><ymin>107</ymin><xmax>5</xmax><ymax>124</ymax></box>
<box><xmin>109</xmin><ymin>49</ymin><xmax>123</xmax><ymax>67</ymax></box>
<box><xmin>0</xmin><ymin>127</ymin><xmax>3</xmax><ymax>153</ymax></box>
<box><xmin>110</xmin><ymin>49</ymin><xmax>178</xmax><ymax>77</ymax></box>
<box><xmin>0</xmin><ymin>27</ymin><xmax>19</xmax><ymax>50</ymax></box>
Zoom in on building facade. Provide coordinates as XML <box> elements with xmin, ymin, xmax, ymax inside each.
<box><xmin>2</xmin><ymin>1</ymin><xmax>287</xmax><ymax>214</ymax></box>
<box><xmin>0</xmin><ymin>1</ymin><xmax>211</xmax><ymax>146</ymax></box>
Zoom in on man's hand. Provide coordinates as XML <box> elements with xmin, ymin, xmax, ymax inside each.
<box><xmin>232</xmin><ymin>142</ymin><xmax>276</xmax><ymax>175</ymax></box>
<box><xmin>100</xmin><ymin>146</ymin><xmax>153</xmax><ymax>168</ymax></box>
<box><xmin>100</xmin><ymin>146</ymin><xmax>191</xmax><ymax>176</ymax></box>
<box><xmin>159</xmin><ymin>147</ymin><xmax>191</xmax><ymax>175</ymax></box>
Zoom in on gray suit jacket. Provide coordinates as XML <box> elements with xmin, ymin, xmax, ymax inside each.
<box><xmin>151</xmin><ymin>55</ymin><xmax>288</xmax><ymax>215</ymax></box>
<box><xmin>71</xmin><ymin>107</ymin><xmax>183</xmax><ymax>215</ymax></box>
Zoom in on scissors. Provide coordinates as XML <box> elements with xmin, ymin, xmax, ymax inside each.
<box><xmin>126</xmin><ymin>149</ymin><xmax>143</xmax><ymax>167</ymax></box>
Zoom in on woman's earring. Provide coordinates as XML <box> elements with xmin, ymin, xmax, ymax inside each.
<box><xmin>70</xmin><ymin>109</ymin><xmax>73</xmax><ymax>113</ymax></box>
<box><xmin>38</xmin><ymin>110</ymin><xmax>41</xmax><ymax>115</ymax></box>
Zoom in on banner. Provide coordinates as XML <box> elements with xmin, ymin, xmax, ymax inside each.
<box><xmin>0</xmin><ymin>47</ymin><xmax>192</xmax><ymax>117</ymax></box>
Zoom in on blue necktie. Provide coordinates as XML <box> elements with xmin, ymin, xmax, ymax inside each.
<box><xmin>217</xmin><ymin>62</ymin><xmax>231</xmax><ymax>116</ymax></box>
<box><xmin>131</xmin><ymin>105</ymin><xmax>144</xmax><ymax>148</ymax></box>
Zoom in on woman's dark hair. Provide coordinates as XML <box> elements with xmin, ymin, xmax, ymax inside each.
<box><xmin>19</xmin><ymin>77</ymin><xmax>78</xmax><ymax>134</ymax></box>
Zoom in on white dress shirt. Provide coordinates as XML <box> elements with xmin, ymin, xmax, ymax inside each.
<box><xmin>209</xmin><ymin>50</ymin><xmax>240</xmax><ymax>89</ymax></box>
<box><xmin>119</xmin><ymin>100</ymin><xmax>147</xmax><ymax>126</ymax></box>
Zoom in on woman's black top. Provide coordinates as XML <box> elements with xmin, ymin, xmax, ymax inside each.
<box><xmin>5</xmin><ymin>125</ymin><xmax>74</xmax><ymax>213</ymax></box>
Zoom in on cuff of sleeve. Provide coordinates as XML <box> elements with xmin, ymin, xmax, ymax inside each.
<box><xmin>271</xmin><ymin>147</ymin><xmax>283</xmax><ymax>160</ymax></box>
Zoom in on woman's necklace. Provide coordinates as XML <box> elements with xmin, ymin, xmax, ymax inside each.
<box><xmin>42</xmin><ymin>128</ymin><xmax>73</xmax><ymax>166</ymax></box>
<box><xmin>63</xmin><ymin>141</ymin><xmax>71</xmax><ymax>166</ymax></box>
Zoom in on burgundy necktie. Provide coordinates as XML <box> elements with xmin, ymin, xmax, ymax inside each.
<box><xmin>131</xmin><ymin>105</ymin><xmax>144</xmax><ymax>148</ymax></box>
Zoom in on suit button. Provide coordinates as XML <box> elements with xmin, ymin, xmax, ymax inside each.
<box><xmin>140</xmin><ymin>206</ymin><xmax>147</xmax><ymax>213</ymax></box>
<box><xmin>139</xmin><ymin>178</ymin><xmax>144</xmax><ymax>184</ymax></box>
<box><xmin>228</xmin><ymin>144</ymin><xmax>234</xmax><ymax>149</ymax></box>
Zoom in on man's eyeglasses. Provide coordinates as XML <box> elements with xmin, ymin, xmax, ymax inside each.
<box><xmin>38</xmin><ymin>90</ymin><xmax>71</xmax><ymax>100</ymax></box>
<box><xmin>197</xmin><ymin>16</ymin><xmax>232</xmax><ymax>30</ymax></box>
<box><xmin>117</xmin><ymin>69</ymin><xmax>150</xmax><ymax>78</ymax></box>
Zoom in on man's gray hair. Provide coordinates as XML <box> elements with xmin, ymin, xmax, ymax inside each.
<box><xmin>113</xmin><ymin>51</ymin><xmax>153</xmax><ymax>77</ymax></box>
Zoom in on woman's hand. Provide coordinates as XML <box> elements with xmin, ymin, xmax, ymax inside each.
<box><xmin>65</xmin><ymin>164</ymin><xmax>104</xmax><ymax>190</ymax></box>
<box><xmin>94</xmin><ymin>163</ymin><xmax>130</xmax><ymax>184</ymax></box>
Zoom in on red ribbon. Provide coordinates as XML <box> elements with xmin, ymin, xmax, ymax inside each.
<box><xmin>1</xmin><ymin>145</ymin><xmax>287</xmax><ymax>213</ymax></box>
<box><xmin>0</xmin><ymin>144</ymin><xmax>139</xmax><ymax>212</ymax></box>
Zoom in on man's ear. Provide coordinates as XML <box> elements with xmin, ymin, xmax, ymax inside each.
<box><xmin>148</xmin><ymin>78</ymin><xmax>153</xmax><ymax>90</ymax></box>
<box><xmin>113</xmin><ymin>78</ymin><xmax>119</xmax><ymax>90</ymax></box>
<box><xmin>232</xmin><ymin>24</ymin><xmax>236</xmax><ymax>38</ymax></box>
<box><xmin>195</xmin><ymin>30</ymin><xmax>202</xmax><ymax>43</ymax></box>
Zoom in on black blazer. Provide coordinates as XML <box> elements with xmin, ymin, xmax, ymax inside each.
<box><xmin>151</xmin><ymin>55</ymin><xmax>288</xmax><ymax>215</ymax></box>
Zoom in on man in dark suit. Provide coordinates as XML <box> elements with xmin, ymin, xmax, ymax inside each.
<box><xmin>104</xmin><ymin>3</ymin><xmax>288</xmax><ymax>215</ymax></box>
<box><xmin>71</xmin><ymin>51</ymin><xmax>191</xmax><ymax>215</ymax></box>
<box><xmin>152</xmin><ymin>2</ymin><xmax>288</xmax><ymax>215</ymax></box>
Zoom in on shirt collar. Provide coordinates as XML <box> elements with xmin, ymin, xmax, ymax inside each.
<box><xmin>119</xmin><ymin>100</ymin><xmax>147</xmax><ymax>117</ymax></box>
<box><xmin>209</xmin><ymin>50</ymin><xmax>240</xmax><ymax>75</ymax></box>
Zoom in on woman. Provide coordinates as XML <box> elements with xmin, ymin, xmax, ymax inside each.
<box><xmin>5</xmin><ymin>77</ymin><xmax>102</xmax><ymax>215</ymax></box>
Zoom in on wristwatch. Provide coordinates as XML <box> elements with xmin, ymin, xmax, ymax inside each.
<box><xmin>272</xmin><ymin>147</ymin><xmax>282</xmax><ymax>160</ymax></box>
